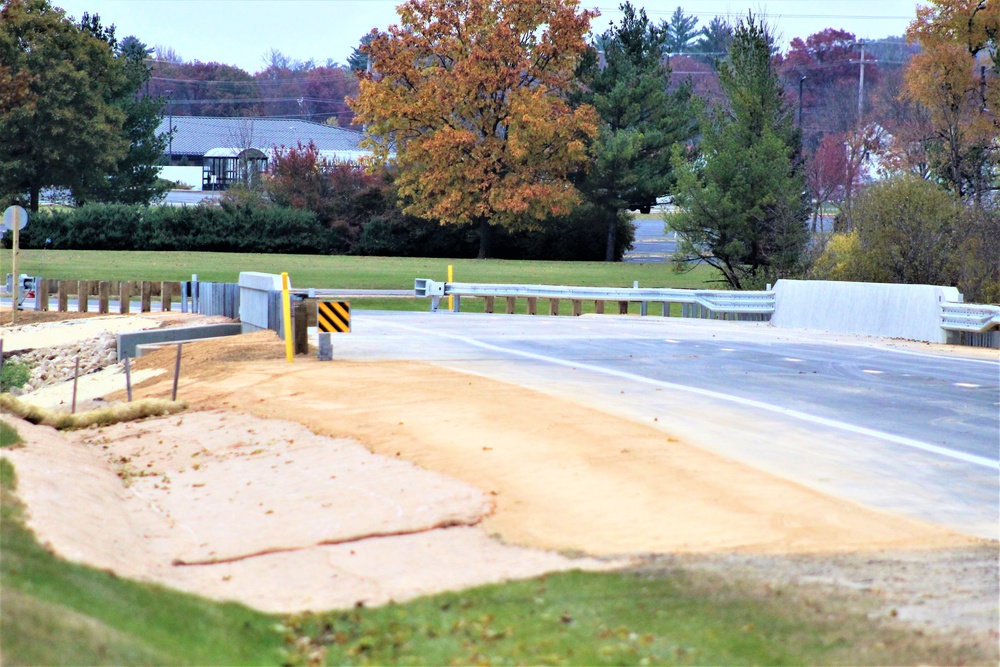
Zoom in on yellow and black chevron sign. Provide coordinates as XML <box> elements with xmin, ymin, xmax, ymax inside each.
<box><xmin>318</xmin><ymin>301</ymin><xmax>351</xmax><ymax>333</ymax></box>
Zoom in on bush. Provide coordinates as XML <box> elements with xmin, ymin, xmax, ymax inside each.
<box><xmin>353</xmin><ymin>202</ymin><xmax>634</xmax><ymax>261</ymax></box>
<box><xmin>809</xmin><ymin>177</ymin><xmax>1000</xmax><ymax>303</ymax></box>
<box><xmin>1</xmin><ymin>359</ymin><xmax>31</xmax><ymax>393</ymax></box>
<box><xmin>12</xmin><ymin>200</ymin><xmax>332</xmax><ymax>255</ymax></box>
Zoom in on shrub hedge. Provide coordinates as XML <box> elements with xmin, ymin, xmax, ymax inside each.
<box><xmin>7</xmin><ymin>200</ymin><xmax>635</xmax><ymax>261</ymax></box>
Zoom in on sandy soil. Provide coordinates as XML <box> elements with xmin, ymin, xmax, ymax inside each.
<box><xmin>2</xmin><ymin>319</ymin><xmax>996</xmax><ymax>651</ymax></box>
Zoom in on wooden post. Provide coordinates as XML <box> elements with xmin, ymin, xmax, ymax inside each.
<box><xmin>527</xmin><ymin>297</ymin><xmax>537</xmax><ymax>315</ymax></box>
<box><xmin>548</xmin><ymin>298</ymin><xmax>559</xmax><ymax>316</ymax></box>
<box><xmin>36</xmin><ymin>279</ymin><xmax>49</xmax><ymax>311</ymax></box>
<box><xmin>506</xmin><ymin>297</ymin><xmax>516</xmax><ymax>314</ymax></box>
<box><xmin>119</xmin><ymin>281</ymin><xmax>130</xmax><ymax>314</ymax></box>
<box><xmin>161</xmin><ymin>281</ymin><xmax>172</xmax><ymax>312</ymax></box>
<box><xmin>618</xmin><ymin>301</ymin><xmax>629</xmax><ymax>315</ymax></box>
<box><xmin>78</xmin><ymin>280</ymin><xmax>90</xmax><ymax>313</ymax></box>
<box><xmin>171</xmin><ymin>344</ymin><xmax>182</xmax><ymax>401</ymax></box>
<box><xmin>484</xmin><ymin>295</ymin><xmax>495</xmax><ymax>314</ymax></box>
<box><xmin>98</xmin><ymin>281</ymin><xmax>110</xmax><ymax>313</ymax></box>
<box><xmin>572</xmin><ymin>299</ymin><xmax>582</xmax><ymax>316</ymax></box>
<box><xmin>57</xmin><ymin>281</ymin><xmax>69</xmax><ymax>312</ymax></box>
<box><xmin>71</xmin><ymin>357</ymin><xmax>79</xmax><ymax>413</ymax></box>
<box><xmin>293</xmin><ymin>300</ymin><xmax>308</xmax><ymax>355</ymax></box>
<box><xmin>595</xmin><ymin>300</ymin><xmax>605</xmax><ymax>315</ymax></box>
<box><xmin>141</xmin><ymin>281</ymin><xmax>152</xmax><ymax>312</ymax></box>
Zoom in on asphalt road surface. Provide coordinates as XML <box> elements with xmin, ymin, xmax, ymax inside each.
<box><xmin>323</xmin><ymin>310</ymin><xmax>1000</xmax><ymax>540</ymax></box>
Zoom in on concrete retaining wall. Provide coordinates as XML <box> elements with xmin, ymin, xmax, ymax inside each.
<box><xmin>771</xmin><ymin>279</ymin><xmax>961</xmax><ymax>343</ymax></box>
<box><xmin>239</xmin><ymin>272</ymin><xmax>284</xmax><ymax>333</ymax></box>
<box><xmin>117</xmin><ymin>324</ymin><xmax>243</xmax><ymax>360</ymax></box>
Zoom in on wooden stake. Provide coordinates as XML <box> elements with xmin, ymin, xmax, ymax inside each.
<box><xmin>124</xmin><ymin>355</ymin><xmax>133</xmax><ymax>402</ymax></box>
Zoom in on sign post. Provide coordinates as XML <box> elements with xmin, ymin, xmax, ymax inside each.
<box><xmin>3</xmin><ymin>206</ymin><xmax>29</xmax><ymax>325</ymax></box>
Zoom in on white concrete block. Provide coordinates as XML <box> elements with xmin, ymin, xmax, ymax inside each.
<box><xmin>771</xmin><ymin>279</ymin><xmax>960</xmax><ymax>343</ymax></box>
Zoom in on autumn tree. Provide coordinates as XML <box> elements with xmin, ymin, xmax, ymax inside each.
<box><xmin>265</xmin><ymin>141</ymin><xmax>389</xmax><ymax>251</ymax></box>
<box><xmin>350</xmin><ymin>0</ymin><xmax>599</xmax><ymax>259</ymax></box>
<box><xmin>0</xmin><ymin>0</ymin><xmax>129</xmax><ymax>210</ymax></box>
<box><xmin>903</xmin><ymin>0</ymin><xmax>998</xmax><ymax>203</ymax></box>
<box><xmin>575</xmin><ymin>2</ymin><xmax>698</xmax><ymax>260</ymax></box>
<box><xmin>669</xmin><ymin>14</ymin><xmax>809</xmax><ymax>289</ymax></box>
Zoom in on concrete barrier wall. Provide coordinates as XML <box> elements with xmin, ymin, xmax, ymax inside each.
<box><xmin>117</xmin><ymin>324</ymin><xmax>243</xmax><ymax>360</ymax></box>
<box><xmin>239</xmin><ymin>272</ymin><xmax>284</xmax><ymax>333</ymax></box>
<box><xmin>771</xmin><ymin>279</ymin><xmax>961</xmax><ymax>343</ymax></box>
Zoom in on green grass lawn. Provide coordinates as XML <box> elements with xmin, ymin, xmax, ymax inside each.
<box><xmin>8</xmin><ymin>250</ymin><xmax>718</xmax><ymax>291</ymax></box>
<box><xmin>1</xmin><ymin>449</ymin><xmax>980</xmax><ymax>666</ymax></box>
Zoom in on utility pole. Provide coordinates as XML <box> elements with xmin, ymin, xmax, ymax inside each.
<box><xmin>857</xmin><ymin>40</ymin><xmax>866</xmax><ymax>122</ymax></box>
<box><xmin>799</xmin><ymin>76</ymin><xmax>807</xmax><ymax>129</ymax></box>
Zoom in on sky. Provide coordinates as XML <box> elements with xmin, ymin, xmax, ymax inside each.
<box><xmin>50</xmin><ymin>0</ymin><xmax>922</xmax><ymax>74</ymax></box>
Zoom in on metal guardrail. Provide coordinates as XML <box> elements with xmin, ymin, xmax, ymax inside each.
<box><xmin>291</xmin><ymin>288</ymin><xmax>414</xmax><ymax>299</ymax></box>
<box><xmin>940</xmin><ymin>302</ymin><xmax>1000</xmax><ymax>333</ymax></box>
<box><xmin>414</xmin><ymin>279</ymin><xmax>775</xmax><ymax>317</ymax></box>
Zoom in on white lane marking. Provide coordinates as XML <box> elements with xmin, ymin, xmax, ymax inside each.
<box><xmin>664</xmin><ymin>339</ymin><xmax>680</xmax><ymax>344</ymax></box>
<box><xmin>863</xmin><ymin>369</ymin><xmax>884</xmax><ymax>375</ymax></box>
<box><xmin>784</xmin><ymin>357</ymin><xmax>802</xmax><ymax>362</ymax></box>
<box><xmin>720</xmin><ymin>348</ymin><xmax>736</xmax><ymax>352</ymax></box>
<box><xmin>376</xmin><ymin>320</ymin><xmax>999</xmax><ymax>470</ymax></box>
<box><xmin>955</xmin><ymin>382</ymin><xmax>981</xmax><ymax>388</ymax></box>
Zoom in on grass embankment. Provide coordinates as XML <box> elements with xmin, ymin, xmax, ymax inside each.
<box><xmin>0</xmin><ymin>454</ymin><xmax>285</xmax><ymax>665</ymax></box>
<box><xmin>1</xmin><ymin>443</ymin><xmax>976</xmax><ymax>665</ymax></box>
<box><xmin>8</xmin><ymin>250</ymin><xmax>717</xmax><ymax>313</ymax></box>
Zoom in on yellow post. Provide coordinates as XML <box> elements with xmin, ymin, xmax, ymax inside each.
<box><xmin>447</xmin><ymin>264</ymin><xmax>454</xmax><ymax>311</ymax></box>
<box><xmin>281</xmin><ymin>272</ymin><xmax>294</xmax><ymax>363</ymax></box>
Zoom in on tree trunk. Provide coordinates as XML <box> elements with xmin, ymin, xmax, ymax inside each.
<box><xmin>604</xmin><ymin>209</ymin><xmax>618</xmax><ymax>262</ymax></box>
<box><xmin>477</xmin><ymin>218</ymin><xmax>492</xmax><ymax>259</ymax></box>
<box><xmin>30</xmin><ymin>186</ymin><xmax>40</xmax><ymax>213</ymax></box>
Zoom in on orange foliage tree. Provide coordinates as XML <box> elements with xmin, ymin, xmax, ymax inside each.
<box><xmin>350</xmin><ymin>0</ymin><xmax>599</xmax><ymax>258</ymax></box>
<box><xmin>903</xmin><ymin>0</ymin><xmax>998</xmax><ymax>203</ymax></box>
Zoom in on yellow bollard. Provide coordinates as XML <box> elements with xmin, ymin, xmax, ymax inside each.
<box><xmin>281</xmin><ymin>272</ymin><xmax>294</xmax><ymax>363</ymax></box>
<box><xmin>447</xmin><ymin>264</ymin><xmax>454</xmax><ymax>311</ymax></box>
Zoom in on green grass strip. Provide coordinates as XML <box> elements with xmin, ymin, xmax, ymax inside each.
<box><xmin>12</xmin><ymin>250</ymin><xmax>718</xmax><ymax>290</ymax></box>
<box><xmin>0</xmin><ymin>458</ymin><xmax>285</xmax><ymax>665</ymax></box>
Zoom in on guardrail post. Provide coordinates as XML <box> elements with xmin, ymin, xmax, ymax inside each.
<box><xmin>98</xmin><ymin>281</ymin><xmax>110</xmax><ymax>314</ymax></box>
<box><xmin>78</xmin><ymin>281</ymin><xmax>89</xmax><ymax>313</ymax></box>
<box><xmin>36</xmin><ymin>279</ymin><xmax>49</xmax><ymax>311</ymax></box>
<box><xmin>484</xmin><ymin>296</ymin><xmax>495</xmax><ymax>314</ymax></box>
<box><xmin>618</xmin><ymin>301</ymin><xmax>628</xmax><ymax>315</ymax></box>
<box><xmin>57</xmin><ymin>281</ymin><xmax>68</xmax><ymax>312</ymax></box>
<box><xmin>119</xmin><ymin>281</ymin><xmax>131</xmax><ymax>314</ymax></box>
<box><xmin>506</xmin><ymin>297</ymin><xmax>516</xmax><ymax>314</ymax></box>
<box><xmin>640</xmin><ymin>301</ymin><xmax>648</xmax><ymax>317</ymax></box>
<box><xmin>595</xmin><ymin>300</ymin><xmax>605</xmax><ymax>315</ymax></box>
<box><xmin>141</xmin><ymin>281</ymin><xmax>152</xmax><ymax>312</ymax></box>
<box><xmin>294</xmin><ymin>300</ymin><xmax>308</xmax><ymax>354</ymax></box>
<box><xmin>527</xmin><ymin>297</ymin><xmax>537</xmax><ymax>315</ymax></box>
<box><xmin>452</xmin><ymin>295</ymin><xmax>461</xmax><ymax>313</ymax></box>
<box><xmin>572</xmin><ymin>299</ymin><xmax>582</xmax><ymax>317</ymax></box>
<box><xmin>661</xmin><ymin>302</ymin><xmax>670</xmax><ymax>317</ymax></box>
<box><xmin>549</xmin><ymin>298</ymin><xmax>559</xmax><ymax>316</ymax></box>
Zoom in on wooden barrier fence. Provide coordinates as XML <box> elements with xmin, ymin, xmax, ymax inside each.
<box><xmin>32</xmin><ymin>280</ymin><xmax>183</xmax><ymax>314</ymax></box>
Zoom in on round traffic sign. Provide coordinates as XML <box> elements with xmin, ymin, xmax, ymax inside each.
<box><xmin>2</xmin><ymin>205</ymin><xmax>29</xmax><ymax>232</ymax></box>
